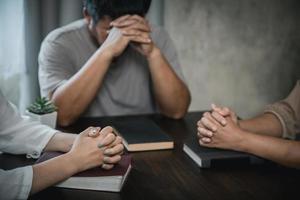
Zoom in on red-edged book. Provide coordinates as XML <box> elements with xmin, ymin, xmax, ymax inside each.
<box><xmin>36</xmin><ymin>151</ymin><xmax>132</xmax><ymax>192</ymax></box>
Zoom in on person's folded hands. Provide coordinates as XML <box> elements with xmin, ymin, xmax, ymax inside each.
<box><xmin>110</xmin><ymin>15</ymin><xmax>156</xmax><ymax>57</ymax></box>
<box><xmin>97</xmin><ymin>126</ymin><xmax>124</xmax><ymax>170</ymax></box>
<box><xmin>196</xmin><ymin>104</ymin><xmax>239</xmax><ymax>143</ymax></box>
<box><xmin>67</xmin><ymin>126</ymin><xmax>124</xmax><ymax>172</ymax></box>
<box><xmin>210</xmin><ymin>104</ymin><xmax>239</xmax><ymax>126</ymax></box>
<box><xmin>197</xmin><ymin>112</ymin><xmax>245</xmax><ymax>151</ymax></box>
<box><xmin>197</xmin><ymin>111</ymin><xmax>218</xmax><ymax>144</ymax></box>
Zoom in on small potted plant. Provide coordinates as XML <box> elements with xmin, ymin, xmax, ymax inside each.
<box><xmin>26</xmin><ymin>97</ymin><xmax>58</xmax><ymax>128</ymax></box>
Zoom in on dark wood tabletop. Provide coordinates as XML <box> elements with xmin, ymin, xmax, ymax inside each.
<box><xmin>1</xmin><ymin>111</ymin><xmax>300</xmax><ymax>200</ymax></box>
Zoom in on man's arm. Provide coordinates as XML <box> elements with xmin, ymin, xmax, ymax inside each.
<box><xmin>51</xmin><ymin>49</ymin><xmax>112</xmax><ymax>126</ymax></box>
<box><xmin>111</xmin><ymin>15</ymin><xmax>191</xmax><ymax>119</ymax></box>
<box><xmin>51</xmin><ymin>24</ymin><xmax>151</xmax><ymax>126</ymax></box>
<box><xmin>147</xmin><ymin>47</ymin><xmax>191</xmax><ymax>119</ymax></box>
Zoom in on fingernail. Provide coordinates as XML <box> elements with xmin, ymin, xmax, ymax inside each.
<box><xmin>103</xmin><ymin>157</ymin><xmax>109</xmax><ymax>162</ymax></box>
<box><xmin>98</xmin><ymin>143</ymin><xmax>104</xmax><ymax>148</ymax></box>
<box><xmin>212</xmin><ymin>127</ymin><xmax>217</xmax><ymax>131</ymax></box>
<box><xmin>104</xmin><ymin>149</ymin><xmax>111</xmax><ymax>155</ymax></box>
<box><xmin>222</xmin><ymin>120</ymin><xmax>226</xmax><ymax>125</ymax></box>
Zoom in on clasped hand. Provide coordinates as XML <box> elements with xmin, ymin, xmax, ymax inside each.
<box><xmin>101</xmin><ymin>15</ymin><xmax>155</xmax><ymax>58</ymax></box>
<box><xmin>68</xmin><ymin>126</ymin><xmax>124</xmax><ymax>172</ymax></box>
<box><xmin>197</xmin><ymin>104</ymin><xmax>245</xmax><ymax>151</ymax></box>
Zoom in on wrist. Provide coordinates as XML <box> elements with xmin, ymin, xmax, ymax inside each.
<box><xmin>235</xmin><ymin>129</ymin><xmax>251</xmax><ymax>152</ymax></box>
<box><xmin>48</xmin><ymin>132</ymin><xmax>76</xmax><ymax>153</ymax></box>
<box><xmin>238</xmin><ymin>120</ymin><xmax>247</xmax><ymax>131</ymax></box>
<box><xmin>62</xmin><ymin>152</ymin><xmax>82</xmax><ymax>174</ymax></box>
<box><xmin>61</xmin><ymin>133</ymin><xmax>76</xmax><ymax>152</ymax></box>
<box><xmin>146</xmin><ymin>46</ymin><xmax>161</xmax><ymax>60</ymax></box>
<box><xmin>96</xmin><ymin>47</ymin><xmax>114</xmax><ymax>63</ymax></box>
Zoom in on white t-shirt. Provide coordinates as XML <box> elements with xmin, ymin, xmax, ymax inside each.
<box><xmin>0</xmin><ymin>91</ymin><xmax>57</xmax><ymax>200</ymax></box>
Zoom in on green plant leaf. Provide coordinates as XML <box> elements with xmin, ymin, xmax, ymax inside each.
<box><xmin>27</xmin><ymin>97</ymin><xmax>57</xmax><ymax>114</ymax></box>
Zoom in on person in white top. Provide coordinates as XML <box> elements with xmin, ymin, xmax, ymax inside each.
<box><xmin>0</xmin><ymin>90</ymin><xmax>124</xmax><ymax>200</ymax></box>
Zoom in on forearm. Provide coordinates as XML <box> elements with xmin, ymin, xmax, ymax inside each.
<box><xmin>44</xmin><ymin>132</ymin><xmax>76</xmax><ymax>152</ymax></box>
<box><xmin>52</xmin><ymin>49</ymin><xmax>112</xmax><ymax>126</ymax></box>
<box><xmin>238</xmin><ymin>131</ymin><xmax>300</xmax><ymax>169</ymax></box>
<box><xmin>147</xmin><ymin>48</ymin><xmax>190</xmax><ymax>118</ymax></box>
<box><xmin>239</xmin><ymin>113</ymin><xmax>283</xmax><ymax>137</ymax></box>
<box><xmin>30</xmin><ymin>152</ymin><xmax>79</xmax><ymax>194</ymax></box>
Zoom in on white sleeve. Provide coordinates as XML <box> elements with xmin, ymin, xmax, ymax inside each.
<box><xmin>0</xmin><ymin>91</ymin><xmax>57</xmax><ymax>158</ymax></box>
<box><xmin>0</xmin><ymin>166</ymin><xmax>33</xmax><ymax>200</ymax></box>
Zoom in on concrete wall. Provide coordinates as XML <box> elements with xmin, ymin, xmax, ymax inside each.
<box><xmin>164</xmin><ymin>0</ymin><xmax>300</xmax><ymax>118</ymax></box>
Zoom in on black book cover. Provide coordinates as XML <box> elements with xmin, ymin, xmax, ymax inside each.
<box><xmin>184</xmin><ymin>134</ymin><xmax>253</xmax><ymax>168</ymax></box>
<box><xmin>112</xmin><ymin>118</ymin><xmax>174</xmax><ymax>151</ymax></box>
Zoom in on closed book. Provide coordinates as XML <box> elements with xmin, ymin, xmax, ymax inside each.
<box><xmin>112</xmin><ymin>118</ymin><xmax>174</xmax><ymax>152</ymax></box>
<box><xmin>183</xmin><ymin>134</ymin><xmax>259</xmax><ymax>168</ymax></box>
<box><xmin>36</xmin><ymin>151</ymin><xmax>132</xmax><ymax>192</ymax></box>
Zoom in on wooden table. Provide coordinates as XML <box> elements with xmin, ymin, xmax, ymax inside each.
<box><xmin>1</xmin><ymin>112</ymin><xmax>299</xmax><ymax>200</ymax></box>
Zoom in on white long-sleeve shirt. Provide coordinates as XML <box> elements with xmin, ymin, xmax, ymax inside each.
<box><xmin>0</xmin><ymin>91</ymin><xmax>57</xmax><ymax>200</ymax></box>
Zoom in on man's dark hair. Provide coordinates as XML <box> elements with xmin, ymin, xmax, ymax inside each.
<box><xmin>83</xmin><ymin>0</ymin><xmax>152</xmax><ymax>23</ymax></box>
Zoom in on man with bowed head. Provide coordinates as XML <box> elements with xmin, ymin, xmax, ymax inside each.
<box><xmin>39</xmin><ymin>0</ymin><xmax>191</xmax><ymax>126</ymax></box>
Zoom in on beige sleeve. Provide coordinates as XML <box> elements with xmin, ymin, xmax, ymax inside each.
<box><xmin>264</xmin><ymin>80</ymin><xmax>300</xmax><ymax>139</ymax></box>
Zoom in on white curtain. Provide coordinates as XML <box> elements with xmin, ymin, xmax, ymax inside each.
<box><xmin>0</xmin><ymin>0</ymin><xmax>83</xmax><ymax>113</ymax></box>
<box><xmin>0</xmin><ymin>0</ymin><xmax>25</xmax><ymax>107</ymax></box>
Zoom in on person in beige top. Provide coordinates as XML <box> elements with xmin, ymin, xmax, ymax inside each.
<box><xmin>197</xmin><ymin>80</ymin><xmax>300</xmax><ymax>169</ymax></box>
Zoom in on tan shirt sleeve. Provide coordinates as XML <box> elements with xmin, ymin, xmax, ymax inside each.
<box><xmin>264</xmin><ymin>80</ymin><xmax>300</xmax><ymax>139</ymax></box>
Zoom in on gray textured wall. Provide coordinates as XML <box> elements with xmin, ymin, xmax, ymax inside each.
<box><xmin>164</xmin><ymin>0</ymin><xmax>300</xmax><ymax>118</ymax></box>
